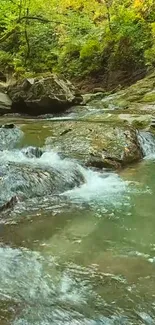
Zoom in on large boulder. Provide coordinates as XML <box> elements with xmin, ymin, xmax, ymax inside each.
<box><xmin>0</xmin><ymin>92</ymin><xmax>12</xmax><ymax>114</ymax></box>
<box><xmin>45</xmin><ymin>121</ymin><xmax>143</xmax><ymax>169</ymax></box>
<box><xmin>7</xmin><ymin>75</ymin><xmax>82</xmax><ymax>115</ymax></box>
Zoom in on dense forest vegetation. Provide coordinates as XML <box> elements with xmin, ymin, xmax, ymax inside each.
<box><xmin>0</xmin><ymin>0</ymin><xmax>155</xmax><ymax>86</ymax></box>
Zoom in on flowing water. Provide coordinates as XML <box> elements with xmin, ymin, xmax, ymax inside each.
<box><xmin>0</xmin><ymin>117</ymin><xmax>155</xmax><ymax>324</ymax></box>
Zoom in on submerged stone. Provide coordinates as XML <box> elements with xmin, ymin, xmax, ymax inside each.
<box><xmin>22</xmin><ymin>146</ymin><xmax>44</xmax><ymax>158</ymax></box>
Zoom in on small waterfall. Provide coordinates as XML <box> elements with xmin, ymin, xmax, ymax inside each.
<box><xmin>0</xmin><ymin>149</ymin><xmax>85</xmax><ymax>204</ymax></box>
<box><xmin>138</xmin><ymin>131</ymin><xmax>155</xmax><ymax>158</ymax></box>
<box><xmin>0</xmin><ymin>124</ymin><xmax>129</xmax><ymax>212</ymax></box>
<box><xmin>0</xmin><ymin>147</ymin><xmax>128</xmax><ymax>212</ymax></box>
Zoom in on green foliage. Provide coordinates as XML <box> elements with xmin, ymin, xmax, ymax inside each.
<box><xmin>0</xmin><ymin>0</ymin><xmax>154</xmax><ymax>80</ymax></box>
<box><xmin>0</xmin><ymin>50</ymin><xmax>13</xmax><ymax>71</ymax></box>
<box><xmin>80</xmin><ymin>39</ymin><xmax>101</xmax><ymax>60</ymax></box>
<box><xmin>108</xmin><ymin>16</ymin><xmax>152</xmax><ymax>71</ymax></box>
<box><xmin>145</xmin><ymin>22</ymin><xmax>155</xmax><ymax>66</ymax></box>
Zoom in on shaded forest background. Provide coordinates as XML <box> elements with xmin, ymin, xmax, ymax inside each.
<box><xmin>0</xmin><ymin>0</ymin><xmax>155</xmax><ymax>89</ymax></box>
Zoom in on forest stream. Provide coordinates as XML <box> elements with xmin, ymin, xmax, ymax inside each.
<box><xmin>0</xmin><ymin>112</ymin><xmax>155</xmax><ymax>325</ymax></box>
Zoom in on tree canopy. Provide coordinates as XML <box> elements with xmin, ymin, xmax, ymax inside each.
<box><xmin>0</xmin><ymin>0</ymin><xmax>155</xmax><ymax>81</ymax></box>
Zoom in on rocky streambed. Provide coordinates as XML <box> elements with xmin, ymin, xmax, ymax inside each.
<box><xmin>0</xmin><ymin>73</ymin><xmax>155</xmax><ymax>324</ymax></box>
<box><xmin>1</xmin><ymin>71</ymin><xmax>155</xmax><ymax>169</ymax></box>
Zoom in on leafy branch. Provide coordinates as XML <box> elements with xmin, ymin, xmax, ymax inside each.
<box><xmin>17</xmin><ymin>15</ymin><xmax>68</xmax><ymax>25</ymax></box>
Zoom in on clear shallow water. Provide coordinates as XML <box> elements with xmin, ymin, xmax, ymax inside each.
<box><xmin>0</xmin><ymin>120</ymin><xmax>155</xmax><ymax>324</ymax></box>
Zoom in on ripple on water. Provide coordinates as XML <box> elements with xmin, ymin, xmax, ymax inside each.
<box><xmin>0</xmin><ymin>126</ymin><xmax>155</xmax><ymax>324</ymax></box>
<box><xmin>0</xmin><ymin>245</ymin><xmax>154</xmax><ymax>324</ymax></box>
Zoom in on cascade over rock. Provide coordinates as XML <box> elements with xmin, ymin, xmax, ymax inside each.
<box><xmin>0</xmin><ymin>161</ymin><xmax>85</xmax><ymax>203</ymax></box>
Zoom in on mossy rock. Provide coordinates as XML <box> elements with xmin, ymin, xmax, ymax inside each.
<box><xmin>131</xmin><ymin>120</ymin><xmax>150</xmax><ymax>129</ymax></box>
<box><xmin>118</xmin><ymin>113</ymin><xmax>151</xmax><ymax>129</ymax></box>
<box><xmin>7</xmin><ymin>74</ymin><xmax>82</xmax><ymax>115</ymax></box>
<box><xmin>82</xmin><ymin>92</ymin><xmax>106</xmax><ymax>104</ymax></box>
<box><xmin>45</xmin><ymin>121</ymin><xmax>143</xmax><ymax>169</ymax></box>
<box><xmin>140</xmin><ymin>91</ymin><xmax>155</xmax><ymax>103</ymax></box>
<box><xmin>112</xmin><ymin>99</ymin><xmax>129</xmax><ymax>109</ymax></box>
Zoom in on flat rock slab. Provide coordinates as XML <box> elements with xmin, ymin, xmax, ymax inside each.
<box><xmin>45</xmin><ymin>121</ymin><xmax>143</xmax><ymax>169</ymax></box>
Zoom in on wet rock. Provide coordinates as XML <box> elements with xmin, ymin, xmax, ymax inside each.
<box><xmin>22</xmin><ymin>146</ymin><xmax>44</xmax><ymax>158</ymax></box>
<box><xmin>151</xmin><ymin>118</ymin><xmax>155</xmax><ymax>128</ymax></box>
<box><xmin>46</xmin><ymin>122</ymin><xmax>143</xmax><ymax>169</ymax></box>
<box><xmin>140</xmin><ymin>90</ymin><xmax>155</xmax><ymax>103</ymax></box>
<box><xmin>1</xmin><ymin>123</ymin><xmax>15</xmax><ymax>129</ymax></box>
<box><xmin>82</xmin><ymin>92</ymin><xmax>107</xmax><ymax>105</ymax></box>
<box><xmin>0</xmin><ymin>92</ymin><xmax>12</xmax><ymax>114</ymax></box>
<box><xmin>0</xmin><ymin>195</ymin><xmax>18</xmax><ymax>212</ymax></box>
<box><xmin>118</xmin><ymin>114</ymin><xmax>151</xmax><ymax>129</ymax></box>
<box><xmin>84</xmin><ymin>72</ymin><xmax>155</xmax><ymax>113</ymax></box>
<box><xmin>8</xmin><ymin>75</ymin><xmax>82</xmax><ymax>115</ymax></box>
<box><xmin>0</xmin><ymin>161</ymin><xmax>85</xmax><ymax>200</ymax></box>
<box><xmin>0</xmin><ymin>72</ymin><xmax>6</xmax><ymax>83</ymax></box>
